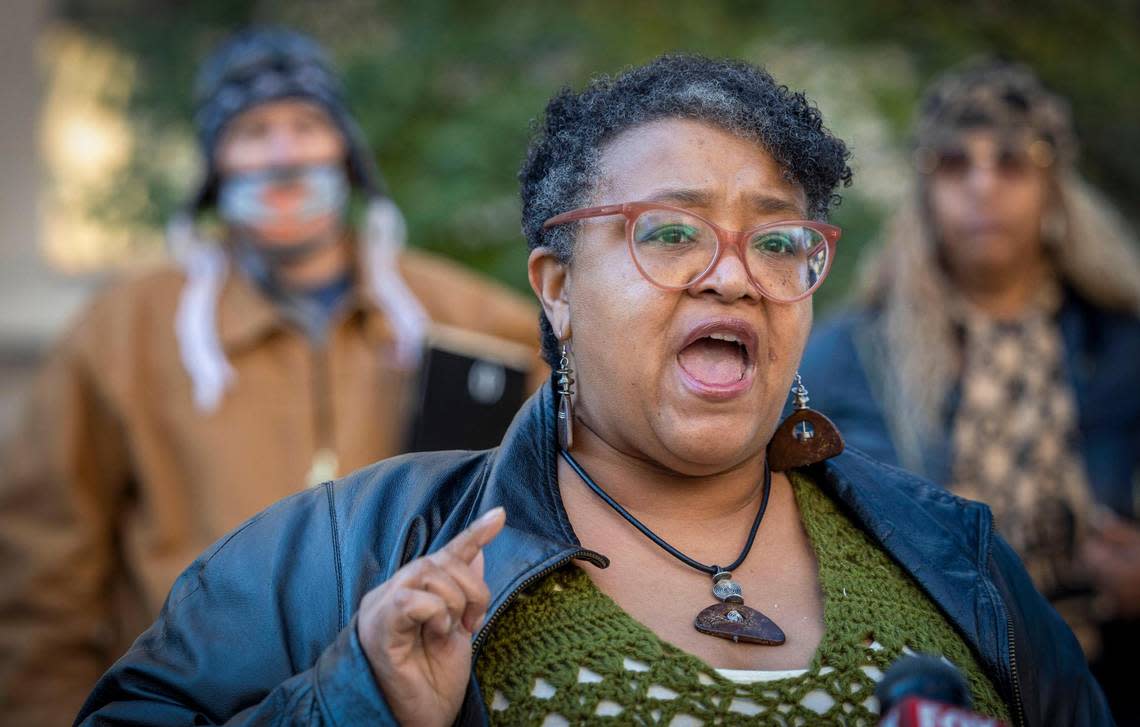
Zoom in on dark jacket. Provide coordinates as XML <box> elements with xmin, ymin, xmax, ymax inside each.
<box><xmin>800</xmin><ymin>292</ymin><xmax>1140</xmax><ymax>517</ymax></box>
<box><xmin>77</xmin><ymin>383</ymin><xmax>1111</xmax><ymax>726</ymax></box>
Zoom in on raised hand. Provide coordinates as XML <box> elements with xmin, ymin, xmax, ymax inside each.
<box><xmin>357</xmin><ymin>507</ymin><xmax>507</xmax><ymax>727</ymax></box>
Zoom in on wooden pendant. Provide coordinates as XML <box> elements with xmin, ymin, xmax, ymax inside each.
<box><xmin>767</xmin><ymin>408</ymin><xmax>845</xmax><ymax>472</ymax></box>
<box><xmin>694</xmin><ymin>602</ymin><xmax>786</xmax><ymax>645</ymax></box>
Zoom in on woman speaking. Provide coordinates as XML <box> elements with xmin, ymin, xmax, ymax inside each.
<box><xmin>78</xmin><ymin>55</ymin><xmax>1108</xmax><ymax>726</ymax></box>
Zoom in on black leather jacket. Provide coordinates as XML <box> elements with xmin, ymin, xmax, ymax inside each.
<box><xmin>78</xmin><ymin>384</ymin><xmax>1112</xmax><ymax>726</ymax></box>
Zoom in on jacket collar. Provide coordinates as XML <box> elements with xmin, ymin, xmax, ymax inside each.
<box><xmin>215</xmin><ymin>265</ymin><xmax>283</xmax><ymax>351</ymax></box>
<box><xmin>475</xmin><ymin>381</ymin><xmax>594</xmax><ymax>624</ymax></box>
<box><xmin>810</xmin><ymin>450</ymin><xmax>1000</xmax><ymax>657</ymax></box>
<box><xmin>799</xmin><ymin>454</ymin><xmax>1011</xmax><ymax>715</ymax></box>
<box><xmin>214</xmin><ymin>251</ymin><xmax>392</xmax><ymax>353</ymax></box>
<box><xmin>477</xmin><ymin>382</ymin><xmax>1003</xmax><ymax>672</ymax></box>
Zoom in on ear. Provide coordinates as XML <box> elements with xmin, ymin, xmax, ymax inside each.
<box><xmin>528</xmin><ymin>247</ymin><xmax>571</xmax><ymax>340</ymax></box>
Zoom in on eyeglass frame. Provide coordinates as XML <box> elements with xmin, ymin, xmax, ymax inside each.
<box><xmin>542</xmin><ymin>201</ymin><xmax>842</xmax><ymax>303</ymax></box>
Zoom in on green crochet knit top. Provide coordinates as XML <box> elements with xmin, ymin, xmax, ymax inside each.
<box><xmin>475</xmin><ymin>472</ymin><xmax>1010</xmax><ymax>725</ymax></box>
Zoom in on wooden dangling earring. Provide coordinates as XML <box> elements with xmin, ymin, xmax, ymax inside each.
<box><xmin>555</xmin><ymin>342</ymin><xmax>575</xmax><ymax>451</ymax></box>
<box><xmin>767</xmin><ymin>372</ymin><xmax>844</xmax><ymax>471</ymax></box>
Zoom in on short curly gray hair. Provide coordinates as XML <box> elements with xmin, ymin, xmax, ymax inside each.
<box><xmin>520</xmin><ymin>53</ymin><xmax>853</xmax><ymax>366</ymax></box>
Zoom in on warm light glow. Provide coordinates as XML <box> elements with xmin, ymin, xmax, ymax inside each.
<box><xmin>48</xmin><ymin>113</ymin><xmax>129</xmax><ymax>180</ymax></box>
<box><xmin>38</xmin><ymin>25</ymin><xmax>169</xmax><ymax>272</ymax></box>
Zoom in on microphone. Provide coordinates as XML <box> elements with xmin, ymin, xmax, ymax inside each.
<box><xmin>876</xmin><ymin>654</ymin><xmax>1006</xmax><ymax>727</ymax></box>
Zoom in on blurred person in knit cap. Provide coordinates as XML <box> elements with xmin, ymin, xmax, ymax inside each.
<box><xmin>0</xmin><ymin>26</ymin><xmax>542</xmax><ymax>724</ymax></box>
<box><xmin>801</xmin><ymin>58</ymin><xmax>1140</xmax><ymax>722</ymax></box>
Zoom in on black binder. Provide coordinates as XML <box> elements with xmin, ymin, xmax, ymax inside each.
<box><xmin>404</xmin><ymin>324</ymin><xmax>535</xmax><ymax>452</ymax></box>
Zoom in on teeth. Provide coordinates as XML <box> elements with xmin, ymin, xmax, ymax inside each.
<box><xmin>708</xmin><ymin>332</ymin><xmax>741</xmax><ymax>344</ymax></box>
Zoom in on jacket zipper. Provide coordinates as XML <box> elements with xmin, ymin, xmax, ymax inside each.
<box><xmin>979</xmin><ymin>506</ymin><xmax>1026</xmax><ymax>727</ymax></box>
<box><xmin>1006</xmin><ymin>617</ymin><xmax>1026</xmax><ymax>727</ymax></box>
<box><xmin>984</xmin><ymin>513</ymin><xmax>1026</xmax><ymax>727</ymax></box>
<box><xmin>471</xmin><ymin>548</ymin><xmax>607</xmax><ymax>657</ymax></box>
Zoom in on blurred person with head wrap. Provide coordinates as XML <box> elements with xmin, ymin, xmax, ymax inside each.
<box><xmin>801</xmin><ymin>58</ymin><xmax>1140</xmax><ymax>720</ymax></box>
<box><xmin>0</xmin><ymin>26</ymin><xmax>542</xmax><ymax>724</ymax></box>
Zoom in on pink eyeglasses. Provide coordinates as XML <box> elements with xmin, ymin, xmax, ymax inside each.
<box><xmin>543</xmin><ymin>201</ymin><xmax>841</xmax><ymax>302</ymax></box>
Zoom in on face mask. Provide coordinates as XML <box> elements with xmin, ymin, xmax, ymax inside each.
<box><xmin>218</xmin><ymin>163</ymin><xmax>350</xmax><ymax>246</ymax></box>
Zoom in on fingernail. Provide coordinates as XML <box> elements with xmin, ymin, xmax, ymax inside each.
<box><xmin>478</xmin><ymin>506</ymin><xmax>505</xmax><ymax>524</ymax></box>
<box><xmin>462</xmin><ymin>610</ymin><xmax>481</xmax><ymax>633</ymax></box>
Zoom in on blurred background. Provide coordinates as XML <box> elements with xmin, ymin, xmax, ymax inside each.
<box><xmin>2</xmin><ymin>0</ymin><xmax>1138</xmax><ymax>437</ymax></box>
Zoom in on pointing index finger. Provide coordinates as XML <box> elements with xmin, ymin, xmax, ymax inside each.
<box><xmin>444</xmin><ymin>507</ymin><xmax>506</xmax><ymax>564</ymax></box>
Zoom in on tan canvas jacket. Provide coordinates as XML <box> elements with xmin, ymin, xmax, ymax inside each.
<box><xmin>0</xmin><ymin>248</ymin><xmax>545</xmax><ymax>724</ymax></box>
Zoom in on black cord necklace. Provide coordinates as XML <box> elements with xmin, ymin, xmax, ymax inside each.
<box><xmin>560</xmin><ymin>449</ymin><xmax>786</xmax><ymax>646</ymax></box>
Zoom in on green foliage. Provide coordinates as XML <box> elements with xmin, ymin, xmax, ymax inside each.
<box><xmin>59</xmin><ymin>0</ymin><xmax>1140</xmax><ymax>312</ymax></box>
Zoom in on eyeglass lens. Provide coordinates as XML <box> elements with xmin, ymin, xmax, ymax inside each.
<box><xmin>630</xmin><ymin>209</ymin><xmax>828</xmax><ymax>299</ymax></box>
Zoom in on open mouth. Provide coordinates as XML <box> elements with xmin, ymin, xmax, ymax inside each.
<box><xmin>676</xmin><ymin>322</ymin><xmax>756</xmax><ymax>390</ymax></box>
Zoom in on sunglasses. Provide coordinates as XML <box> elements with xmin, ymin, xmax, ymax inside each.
<box><xmin>917</xmin><ymin>139</ymin><xmax>1055</xmax><ymax>180</ymax></box>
